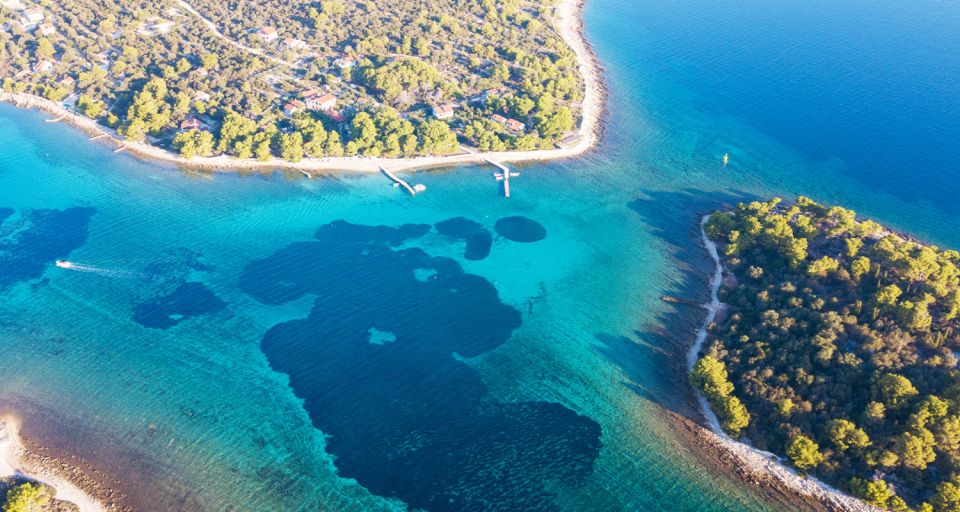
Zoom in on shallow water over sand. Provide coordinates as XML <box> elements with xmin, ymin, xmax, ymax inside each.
<box><xmin>0</xmin><ymin>0</ymin><xmax>958</xmax><ymax>510</ymax></box>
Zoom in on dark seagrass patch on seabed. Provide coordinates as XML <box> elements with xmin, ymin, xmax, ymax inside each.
<box><xmin>132</xmin><ymin>281</ymin><xmax>225</xmax><ymax>329</ymax></box>
<box><xmin>241</xmin><ymin>220</ymin><xmax>601</xmax><ymax>511</ymax></box>
<box><xmin>494</xmin><ymin>216</ymin><xmax>547</xmax><ymax>243</ymax></box>
<box><xmin>434</xmin><ymin>216</ymin><xmax>493</xmax><ymax>260</ymax></box>
<box><xmin>131</xmin><ymin>248</ymin><xmax>224</xmax><ymax>329</ymax></box>
<box><xmin>0</xmin><ymin>206</ymin><xmax>96</xmax><ymax>291</ymax></box>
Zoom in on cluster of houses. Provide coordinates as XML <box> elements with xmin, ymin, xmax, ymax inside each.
<box><xmin>252</xmin><ymin>23</ymin><xmax>362</xmax><ymax>68</ymax></box>
<box><xmin>0</xmin><ymin>2</ymin><xmax>60</xmax><ymax>75</ymax></box>
<box><xmin>1</xmin><ymin>1</ymin><xmax>55</xmax><ymax>36</ymax></box>
<box><xmin>278</xmin><ymin>84</ymin><xmax>527</xmax><ymax>136</ymax></box>
<box><xmin>490</xmin><ymin>114</ymin><xmax>525</xmax><ymax>134</ymax></box>
<box><xmin>467</xmin><ymin>89</ymin><xmax>526</xmax><ymax>133</ymax></box>
<box><xmin>283</xmin><ymin>89</ymin><xmax>340</xmax><ymax>120</ymax></box>
<box><xmin>1</xmin><ymin>0</ymin><xmax>544</xmax><ymax>147</ymax></box>
<box><xmin>255</xmin><ymin>25</ymin><xmax>357</xmax><ymax>70</ymax></box>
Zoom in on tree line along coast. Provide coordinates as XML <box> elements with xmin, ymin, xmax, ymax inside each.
<box><xmin>0</xmin><ymin>0</ymin><xmax>585</xmax><ymax>162</ymax></box>
<box><xmin>693</xmin><ymin>197</ymin><xmax>960</xmax><ymax>512</ymax></box>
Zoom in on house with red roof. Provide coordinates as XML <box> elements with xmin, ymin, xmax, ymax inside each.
<box><xmin>179</xmin><ymin>117</ymin><xmax>201</xmax><ymax>131</ymax></box>
<box><xmin>304</xmin><ymin>91</ymin><xmax>336</xmax><ymax>111</ymax></box>
<box><xmin>505</xmin><ymin>119</ymin><xmax>526</xmax><ymax>134</ymax></box>
<box><xmin>283</xmin><ymin>99</ymin><xmax>305</xmax><ymax>116</ymax></box>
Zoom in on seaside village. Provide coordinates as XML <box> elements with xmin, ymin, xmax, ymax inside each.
<box><xmin>0</xmin><ymin>0</ymin><xmax>584</xmax><ymax>162</ymax></box>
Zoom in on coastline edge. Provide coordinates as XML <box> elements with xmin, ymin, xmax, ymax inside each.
<box><xmin>688</xmin><ymin>214</ymin><xmax>882</xmax><ymax>512</ymax></box>
<box><xmin>0</xmin><ymin>0</ymin><xmax>605</xmax><ymax>176</ymax></box>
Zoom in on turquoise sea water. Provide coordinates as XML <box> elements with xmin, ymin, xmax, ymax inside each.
<box><xmin>1</xmin><ymin>0</ymin><xmax>959</xmax><ymax>510</ymax></box>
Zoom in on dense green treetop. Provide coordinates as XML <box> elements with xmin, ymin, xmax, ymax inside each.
<box><xmin>2</xmin><ymin>483</ymin><xmax>51</xmax><ymax>512</ymax></box>
<box><xmin>0</xmin><ymin>0</ymin><xmax>585</xmax><ymax>159</ymax></box>
<box><xmin>695</xmin><ymin>197</ymin><xmax>960</xmax><ymax>511</ymax></box>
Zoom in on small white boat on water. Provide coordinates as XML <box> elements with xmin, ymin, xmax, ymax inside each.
<box><xmin>55</xmin><ymin>260</ymin><xmax>72</xmax><ymax>269</ymax></box>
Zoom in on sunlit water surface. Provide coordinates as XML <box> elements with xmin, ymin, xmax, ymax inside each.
<box><xmin>0</xmin><ymin>0</ymin><xmax>958</xmax><ymax>510</ymax></box>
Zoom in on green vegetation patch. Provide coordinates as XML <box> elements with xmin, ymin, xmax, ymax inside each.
<box><xmin>2</xmin><ymin>482</ymin><xmax>52</xmax><ymax>512</ymax></box>
<box><xmin>1</xmin><ymin>0</ymin><xmax>584</xmax><ymax>160</ymax></box>
<box><xmin>695</xmin><ymin>197</ymin><xmax>960</xmax><ymax>511</ymax></box>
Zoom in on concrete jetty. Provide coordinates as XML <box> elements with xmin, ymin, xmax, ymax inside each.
<box><xmin>481</xmin><ymin>157</ymin><xmax>513</xmax><ymax>198</ymax></box>
<box><xmin>486</xmin><ymin>159</ymin><xmax>512</xmax><ymax>197</ymax></box>
<box><xmin>380</xmin><ymin>166</ymin><xmax>417</xmax><ymax>195</ymax></box>
<box><xmin>460</xmin><ymin>146</ymin><xmax>514</xmax><ymax>198</ymax></box>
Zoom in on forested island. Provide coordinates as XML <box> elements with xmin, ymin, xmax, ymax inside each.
<box><xmin>0</xmin><ymin>0</ymin><xmax>587</xmax><ymax>162</ymax></box>
<box><xmin>694</xmin><ymin>197</ymin><xmax>960</xmax><ymax>511</ymax></box>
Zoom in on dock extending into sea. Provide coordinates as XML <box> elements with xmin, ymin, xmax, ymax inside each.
<box><xmin>459</xmin><ymin>145</ymin><xmax>514</xmax><ymax>198</ymax></box>
<box><xmin>482</xmin><ymin>157</ymin><xmax>512</xmax><ymax>198</ymax></box>
<box><xmin>380</xmin><ymin>167</ymin><xmax>417</xmax><ymax>195</ymax></box>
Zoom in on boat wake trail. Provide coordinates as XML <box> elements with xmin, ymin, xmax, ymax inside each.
<box><xmin>55</xmin><ymin>260</ymin><xmax>143</xmax><ymax>279</ymax></box>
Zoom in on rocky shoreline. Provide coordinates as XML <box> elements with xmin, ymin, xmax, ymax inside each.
<box><xmin>0</xmin><ymin>416</ymin><xmax>129</xmax><ymax>512</ymax></box>
<box><xmin>671</xmin><ymin>215</ymin><xmax>882</xmax><ymax>512</ymax></box>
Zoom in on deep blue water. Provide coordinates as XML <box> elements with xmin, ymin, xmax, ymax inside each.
<box><xmin>605</xmin><ymin>0</ymin><xmax>960</xmax><ymax>221</ymax></box>
<box><xmin>0</xmin><ymin>0</ymin><xmax>958</xmax><ymax>511</ymax></box>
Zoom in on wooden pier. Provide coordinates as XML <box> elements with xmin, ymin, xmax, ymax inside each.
<box><xmin>380</xmin><ymin>167</ymin><xmax>417</xmax><ymax>195</ymax></box>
